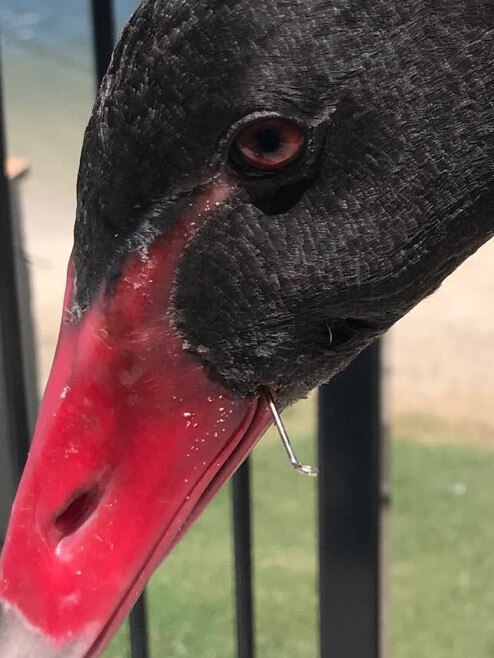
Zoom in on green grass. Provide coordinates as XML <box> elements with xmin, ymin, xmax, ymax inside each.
<box><xmin>391</xmin><ymin>439</ymin><xmax>494</xmax><ymax>658</ymax></box>
<box><xmin>103</xmin><ymin>404</ymin><xmax>494</xmax><ymax>657</ymax></box>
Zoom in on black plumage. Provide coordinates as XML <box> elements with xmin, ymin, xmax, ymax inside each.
<box><xmin>75</xmin><ymin>0</ymin><xmax>494</xmax><ymax>404</ymax></box>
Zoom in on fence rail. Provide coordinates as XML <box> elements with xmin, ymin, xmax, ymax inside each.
<box><xmin>0</xmin><ymin>3</ymin><xmax>386</xmax><ymax>656</ymax></box>
<box><xmin>0</xmin><ymin>44</ymin><xmax>32</xmax><ymax>490</ymax></box>
<box><xmin>319</xmin><ymin>345</ymin><xmax>383</xmax><ymax>658</ymax></box>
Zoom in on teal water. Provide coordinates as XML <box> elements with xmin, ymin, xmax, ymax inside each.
<box><xmin>2</xmin><ymin>1</ymin><xmax>137</xmax><ymax>66</ymax></box>
<box><xmin>2</xmin><ymin>1</ymin><xmax>140</xmax><ymax>202</ymax></box>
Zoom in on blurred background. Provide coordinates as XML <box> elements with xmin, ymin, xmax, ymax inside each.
<box><xmin>2</xmin><ymin>1</ymin><xmax>494</xmax><ymax>656</ymax></box>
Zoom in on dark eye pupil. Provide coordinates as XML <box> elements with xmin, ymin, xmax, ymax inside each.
<box><xmin>257</xmin><ymin>128</ymin><xmax>282</xmax><ymax>154</ymax></box>
<box><xmin>231</xmin><ymin>117</ymin><xmax>305</xmax><ymax>174</ymax></box>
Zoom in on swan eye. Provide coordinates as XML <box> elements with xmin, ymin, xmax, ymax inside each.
<box><xmin>230</xmin><ymin>117</ymin><xmax>306</xmax><ymax>174</ymax></box>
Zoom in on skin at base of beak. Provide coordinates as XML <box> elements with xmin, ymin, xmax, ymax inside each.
<box><xmin>0</xmin><ymin>181</ymin><xmax>272</xmax><ymax>657</ymax></box>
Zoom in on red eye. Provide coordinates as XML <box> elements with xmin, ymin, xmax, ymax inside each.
<box><xmin>231</xmin><ymin>117</ymin><xmax>305</xmax><ymax>173</ymax></box>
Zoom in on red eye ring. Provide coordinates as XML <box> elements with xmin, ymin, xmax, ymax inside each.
<box><xmin>231</xmin><ymin>117</ymin><xmax>306</xmax><ymax>173</ymax></box>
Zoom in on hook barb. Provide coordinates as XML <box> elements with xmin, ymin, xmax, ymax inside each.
<box><xmin>264</xmin><ymin>387</ymin><xmax>318</xmax><ymax>477</ymax></box>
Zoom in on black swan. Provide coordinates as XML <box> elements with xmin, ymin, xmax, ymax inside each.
<box><xmin>1</xmin><ymin>0</ymin><xmax>493</xmax><ymax>656</ymax></box>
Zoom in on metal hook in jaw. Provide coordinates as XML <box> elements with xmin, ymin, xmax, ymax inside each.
<box><xmin>264</xmin><ymin>387</ymin><xmax>318</xmax><ymax>477</ymax></box>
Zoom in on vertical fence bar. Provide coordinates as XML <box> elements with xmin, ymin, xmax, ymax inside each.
<box><xmin>90</xmin><ymin>0</ymin><xmax>116</xmax><ymax>91</ymax></box>
<box><xmin>0</xmin><ymin>45</ymin><xmax>31</xmax><ymax>492</ymax></box>
<box><xmin>232</xmin><ymin>459</ymin><xmax>255</xmax><ymax>658</ymax></box>
<box><xmin>89</xmin><ymin>4</ymin><xmax>150</xmax><ymax>656</ymax></box>
<box><xmin>129</xmin><ymin>593</ymin><xmax>150</xmax><ymax>658</ymax></box>
<box><xmin>318</xmin><ymin>342</ymin><xmax>382</xmax><ymax>658</ymax></box>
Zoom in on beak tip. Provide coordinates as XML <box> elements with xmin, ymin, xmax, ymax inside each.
<box><xmin>0</xmin><ymin>599</ymin><xmax>86</xmax><ymax>658</ymax></box>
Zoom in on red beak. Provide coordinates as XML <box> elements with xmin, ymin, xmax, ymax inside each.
<box><xmin>0</xmin><ymin>181</ymin><xmax>271</xmax><ymax>657</ymax></box>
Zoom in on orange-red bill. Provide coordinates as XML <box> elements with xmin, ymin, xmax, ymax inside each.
<box><xmin>0</xmin><ymin>182</ymin><xmax>272</xmax><ymax>658</ymax></box>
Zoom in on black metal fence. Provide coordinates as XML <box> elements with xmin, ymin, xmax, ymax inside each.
<box><xmin>0</xmin><ymin>2</ymin><xmax>385</xmax><ymax>656</ymax></box>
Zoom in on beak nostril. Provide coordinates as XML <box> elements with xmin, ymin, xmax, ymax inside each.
<box><xmin>53</xmin><ymin>484</ymin><xmax>102</xmax><ymax>541</ymax></box>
